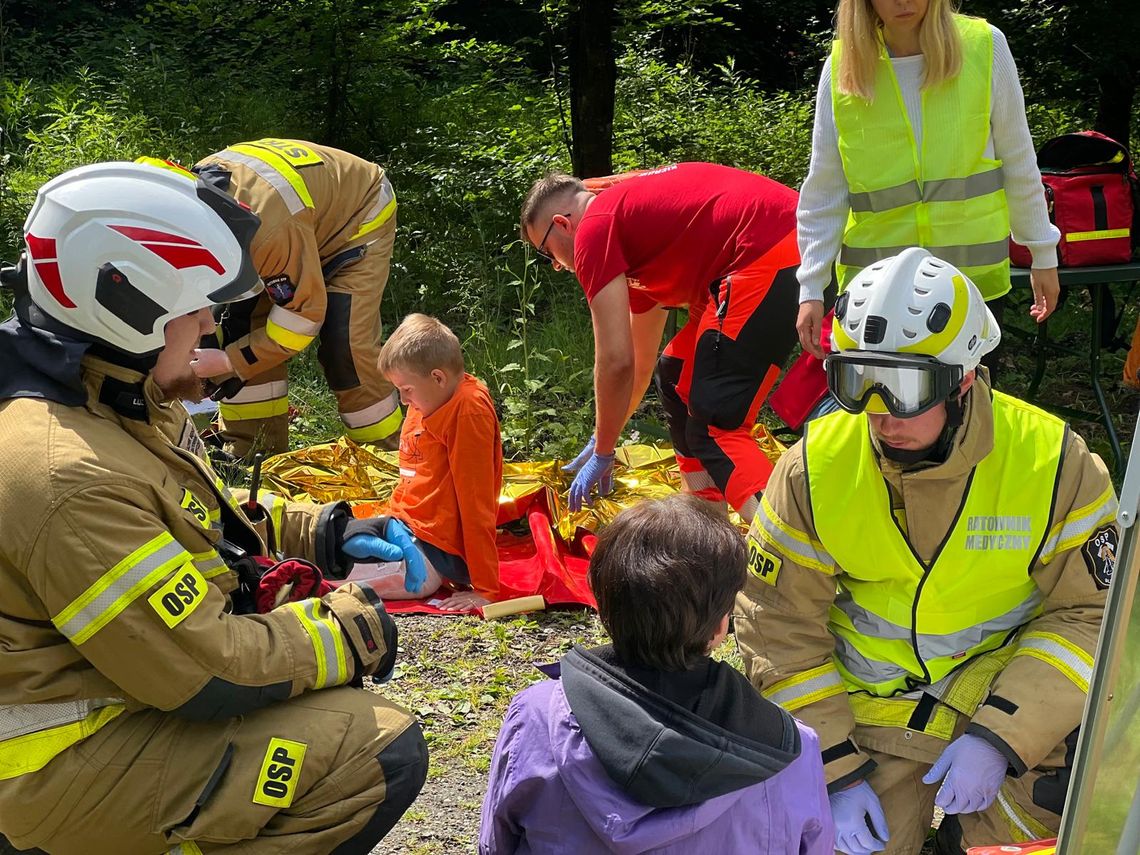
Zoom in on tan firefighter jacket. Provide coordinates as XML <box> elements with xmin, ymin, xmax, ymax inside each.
<box><xmin>193</xmin><ymin>138</ymin><xmax>396</xmax><ymax>380</ymax></box>
<box><xmin>0</xmin><ymin>354</ymin><xmax>392</xmax><ymax>780</ymax></box>
<box><xmin>735</xmin><ymin>374</ymin><xmax>1116</xmax><ymax>791</ymax></box>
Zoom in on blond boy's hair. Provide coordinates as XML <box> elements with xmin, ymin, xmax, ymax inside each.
<box><xmin>378</xmin><ymin>313</ymin><xmax>465</xmax><ymax>377</ymax></box>
<box><xmin>835</xmin><ymin>0</ymin><xmax>962</xmax><ymax>101</ymax></box>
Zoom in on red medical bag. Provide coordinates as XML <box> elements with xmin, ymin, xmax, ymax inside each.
<box><xmin>1011</xmin><ymin>131</ymin><xmax>1138</xmax><ymax>267</ymax></box>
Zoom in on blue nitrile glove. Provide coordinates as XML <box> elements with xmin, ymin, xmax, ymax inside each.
<box><xmin>922</xmin><ymin>733</ymin><xmax>1008</xmax><ymax>815</ymax></box>
<box><xmin>563</xmin><ymin>436</ymin><xmax>615</xmax><ymax>511</ymax></box>
<box><xmin>384</xmin><ymin>519</ymin><xmax>428</xmax><ymax>595</ymax></box>
<box><xmin>341</xmin><ymin>518</ymin><xmax>428</xmax><ymax>595</ymax></box>
<box><xmin>830</xmin><ymin>780</ymin><xmax>890</xmax><ymax>855</ymax></box>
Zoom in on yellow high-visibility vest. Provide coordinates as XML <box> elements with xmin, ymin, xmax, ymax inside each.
<box><xmin>804</xmin><ymin>390</ymin><xmax>1065</xmax><ymax>697</ymax></box>
<box><xmin>831</xmin><ymin>15</ymin><xmax>1011</xmax><ymax>299</ymax></box>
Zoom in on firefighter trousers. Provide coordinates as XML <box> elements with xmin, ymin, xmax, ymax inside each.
<box><xmin>218</xmin><ymin>216</ymin><xmax>401</xmax><ymax>458</ymax></box>
<box><xmin>0</xmin><ymin>687</ymin><xmax>427</xmax><ymax>854</ymax></box>
<box><xmin>855</xmin><ymin>725</ymin><xmax>1072</xmax><ymax>854</ymax></box>
<box><xmin>654</xmin><ymin>230</ymin><xmax>799</xmax><ymax>519</ymax></box>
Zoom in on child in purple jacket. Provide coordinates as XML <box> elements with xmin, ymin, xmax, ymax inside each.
<box><xmin>479</xmin><ymin>494</ymin><xmax>835</xmax><ymax>854</ymax></box>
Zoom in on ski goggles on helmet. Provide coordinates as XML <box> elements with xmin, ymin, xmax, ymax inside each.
<box><xmin>825</xmin><ymin>351</ymin><xmax>963</xmax><ymax>418</ymax></box>
<box><xmin>196</xmin><ymin>180</ymin><xmax>264</xmax><ymax>303</ymax></box>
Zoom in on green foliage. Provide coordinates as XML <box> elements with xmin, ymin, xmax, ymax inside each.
<box><xmin>613</xmin><ymin>45</ymin><xmax>813</xmax><ymax>186</ymax></box>
<box><xmin>1</xmin><ymin>0</ymin><xmax>1129</xmax><ymax>466</ymax></box>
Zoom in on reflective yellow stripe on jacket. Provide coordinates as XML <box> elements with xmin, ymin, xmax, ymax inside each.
<box><xmin>805</xmin><ymin>391</ymin><xmax>1066</xmax><ymax>696</ymax></box>
<box><xmin>0</xmin><ymin>699</ymin><xmax>126</xmax><ymax>780</ymax></box>
<box><xmin>224</xmin><ymin>140</ymin><xmax>318</xmax><ymax>214</ymax></box>
<box><xmin>351</xmin><ymin>174</ymin><xmax>397</xmax><ymax>240</ymax></box>
<box><xmin>762</xmin><ymin>663</ymin><xmax>846</xmax><ymax>712</ymax></box>
<box><xmin>831</xmin><ymin>15</ymin><xmax>1011</xmax><ymax>299</ymax></box>
<box><xmin>284</xmin><ymin>599</ymin><xmax>349</xmax><ymax>689</ymax></box>
<box><xmin>341</xmin><ymin>391</ymin><xmax>403</xmax><ymax>443</ymax></box>
<box><xmin>52</xmin><ymin>532</ymin><xmax>191</xmax><ymax>645</ymax></box>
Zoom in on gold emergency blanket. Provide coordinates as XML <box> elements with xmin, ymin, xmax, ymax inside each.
<box><xmin>261</xmin><ymin>424</ymin><xmax>785</xmax><ymax>535</ymax></box>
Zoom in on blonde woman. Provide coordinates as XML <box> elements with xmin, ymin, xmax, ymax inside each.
<box><xmin>796</xmin><ymin>0</ymin><xmax>1060</xmax><ymax>378</ymax></box>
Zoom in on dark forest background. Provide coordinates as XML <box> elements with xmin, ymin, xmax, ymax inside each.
<box><xmin>1</xmin><ymin>0</ymin><xmax>1137</xmax><ymax>456</ymax></box>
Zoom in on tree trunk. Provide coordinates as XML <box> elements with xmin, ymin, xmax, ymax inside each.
<box><xmin>1094</xmin><ymin>64</ymin><xmax>1135</xmax><ymax>150</ymax></box>
<box><xmin>569</xmin><ymin>0</ymin><xmax>616</xmax><ymax>178</ymax></box>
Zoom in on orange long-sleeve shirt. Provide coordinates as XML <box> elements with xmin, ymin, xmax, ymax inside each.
<box><xmin>387</xmin><ymin>374</ymin><xmax>503</xmax><ymax>598</ymax></box>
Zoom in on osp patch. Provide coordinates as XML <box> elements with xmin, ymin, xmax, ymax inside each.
<box><xmin>1082</xmin><ymin>524</ymin><xmax>1118</xmax><ymax>590</ymax></box>
<box><xmin>265</xmin><ymin>273</ymin><xmax>297</xmax><ymax>305</ymax></box>
<box><xmin>253</xmin><ymin>737</ymin><xmax>307</xmax><ymax>808</ymax></box>
<box><xmin>747</xmin><ymin>535</ymin><xmax>782</xmax><ymax>586</ymax></box>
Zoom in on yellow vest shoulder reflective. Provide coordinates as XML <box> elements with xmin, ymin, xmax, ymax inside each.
<box><xmin>831</xmin><ymin>15</ymin><xmax>1011</xmax><ymax>299</ymax></box>
<box><xmin>804</xmin><ymin>390</ymin><xmax>1066</xmax><ymax>696</ymax></box>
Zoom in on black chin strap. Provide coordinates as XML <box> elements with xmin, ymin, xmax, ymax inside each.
<box><xmin>880</xmin><ymin>390</ymin><xmax>968</xmax><ymax>466</ymax></box>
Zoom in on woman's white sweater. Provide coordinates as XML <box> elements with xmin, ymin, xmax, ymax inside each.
<box><xmin>796</xmin><ymin>24</ymin><xmax>1061</xmax><ymax>304</ymax></box>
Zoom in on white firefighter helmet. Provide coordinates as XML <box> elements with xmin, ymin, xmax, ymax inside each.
<box><xmin>826</xmin><ymin>247</ymin><xmax>1001</xmax><ymax>417</ymax></box>
<box><xmin>21</xmin><ymin>160</ymin><xmax>260</xmax><ymax>354</ymax></box>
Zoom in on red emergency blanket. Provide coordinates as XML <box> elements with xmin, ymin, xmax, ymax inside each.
<box><xmin>258</xmin><ymin>433</ymin><xmax>784</xmax><ymax>617</ymax></box>
<box><xmin>356</xmin><ymin>492</ymin><xmax>596</xmax><ymax>616</ymax></box>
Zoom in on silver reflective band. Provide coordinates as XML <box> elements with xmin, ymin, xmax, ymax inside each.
<box><xmin>765</xmin><ymin>669</ymin><xmax>845</xmax><ymax>709</ymax></box>
<box><xmin>0</xmin><ymin>698</ymin><xmax>121</xmax><ymax>741</ymax></box>
<box><xmin>840</xmin><ymin>238</ymin><xmax>1009</xmax><ymax>270</ymax></box>
<box><xmin>361</xmin><ymin>175</ymin><xmax>396</xmax><ymax>223</ymax></box>
<box><xmin>755</xmin><ymin>501</ymin><xmax>835</xmax><ymax>571</ymax></box>
<box><xmin>220</xmin><ymin>149</ymin><xmax>308</xmax><ymax>214</ymax></box>
<box><xmin>55</xmin><ymin>539</ymin><xmax>189</xmax><ymax>642</ymax></box>
<box><xmin>223</xmin><ymin>379</ymin><xmax>289</xmax><ymax>405</ymax></box>
<box><xmin>1018</xmin><ymin>635</ymin><xmax>1094</xmax><ymax>691</ymax></box>
<box><xmin>267</xmin><ymin>305</ymin><xmax>322</xmax><ymax>338</ymax></box>
<box><xmin>833</xmin><ymin>633</ymin><xmax>912</xmax><ymax>684</ymax></box>
<box><xmin>849</xmin><ymin>168</ymin><xmax>1005</xmax><ymax>213</ymax></box>
<box><xmin>836</xmin><ymin>589</ymin><xmax>1043</xmax><ymax>661</ymax></box>
<box><xmin>849</xmin><ymin>180</ymin><xmax>922</xmax><ymax>214</ymax></box>
<box><xmin>923</xmin><ymin>168</ymin><xmax>1005</xmax><ymax>204</ymax></box>
<box><xmin>298</xmin><ymin>599</ymin><xmax>343</xmax><ymax>689</ymax></box>
<box><xmin>341</xmin><ymin>392</ymin><xmax>400</xmax><ymax>429</ymax></box>
<box><xmin>1041</xmin><ymin>495</ymin><xmax>1120</xmax><ymax>559</ymax></box>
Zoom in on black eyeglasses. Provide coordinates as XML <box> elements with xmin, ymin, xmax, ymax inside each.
<box><xmin>534</xmin><ymin>212</ymin><xmax>571</xmax><ymax>263</ymax></box>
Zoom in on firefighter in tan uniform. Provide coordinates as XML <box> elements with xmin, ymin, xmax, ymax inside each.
<box><xmin>0</xmin><ymin>162</ymin><xmax>427</xmax><ymax>854</ymax></box>
<box><xmin>734</xmin><ymin>248</ymin><xmax>1115</xmax><ymax>855</ymax></box>
<box><xmin>146</xmin><ymin>137</ymin><xmax>401</xmax><ymax>457</ymax></box>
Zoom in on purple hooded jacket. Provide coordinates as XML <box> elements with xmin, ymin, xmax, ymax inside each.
<box><xmin>479</xmin><ymin>645</ymin><xmax>834</xmax><ymax>854</ymax></box>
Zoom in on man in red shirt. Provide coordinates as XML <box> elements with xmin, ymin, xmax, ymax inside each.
<box><xmin>519</xmin><ymin>163</ymin><xmax>800</xmax><ymax>519</ymax></box>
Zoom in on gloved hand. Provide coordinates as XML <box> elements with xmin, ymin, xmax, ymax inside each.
<box><xmin>341</xmin><ymin>517</ymin><xmax>428</xmax><ymax>595</ymax></box>
<box><xmin>922</xmin><ymin>733</ymin><xmax>1008</xmax><ymax>815</ymax></box>
<box><xmin>563</xmin><ymin>436</ymin><xmax>615</xmax><ymax>511</ymax></box>
<box><xmin>830</xmin><ymin>780</ymin><xmax>890</xmax><ymax>855</ymax></box>
<box><xmin>255</xmin><ymin>558</ymin><xmax>335</xmax><ymax>613</ymax></box>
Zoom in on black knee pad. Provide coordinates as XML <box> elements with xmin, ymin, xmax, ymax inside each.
<box><xmin>317</xmin><ymin>292</ymin><xmax>361</xmax><ymax>391</ymax></box>
<box><xmin>330</xmin><ymin>723</ymin><xmax>429</xmax><ymax>854</ymax></box>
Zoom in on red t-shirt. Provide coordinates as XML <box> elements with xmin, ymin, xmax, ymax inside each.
<box><xmin>386</xmin><ymin>374</ymin><xmax>504</xmax><ymax>598</ymax></box>
<box><xmin>573</xmin><ymin>162</ymin><xmax>799</xmax><ymax>313</ymax></box>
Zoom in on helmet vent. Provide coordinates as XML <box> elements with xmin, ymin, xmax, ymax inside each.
<box><xmin>920</xmin><ymin>269</ymin><xmax>937</xmax><ymax>278</ymax></box>
<box><xmin>907</xmin><ymin>306</ymin><xmax>922</xmax><ymax>316</ymax></box>
<box><xmin>863</xmin><ymin>314</ymin><xmax>887</xmax><ymax>344</ymax></box>
<box><xmin>914</xmin><ymin>286</ymin><xmax>931</xmax><ymax>296</ymax></box>
<box><xmin>928</xmin><ymin>260</ymin><xmax>945</xmax><ymax>269</ymax></box>
<box><xmin>902</xmin><ymin>328</ymin><xmax>918</xmax><ymax>339</ymax></box>
<box><xmin>927</xmin><ymin>302</ymin><xmax>951</xmax><ymax>333</ymax></box>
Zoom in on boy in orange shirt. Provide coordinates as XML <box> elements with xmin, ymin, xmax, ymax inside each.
<box><xmin>348</xmin><ymin>313</ymin><xmax>503</xmax><ymax>612</ymax></box>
